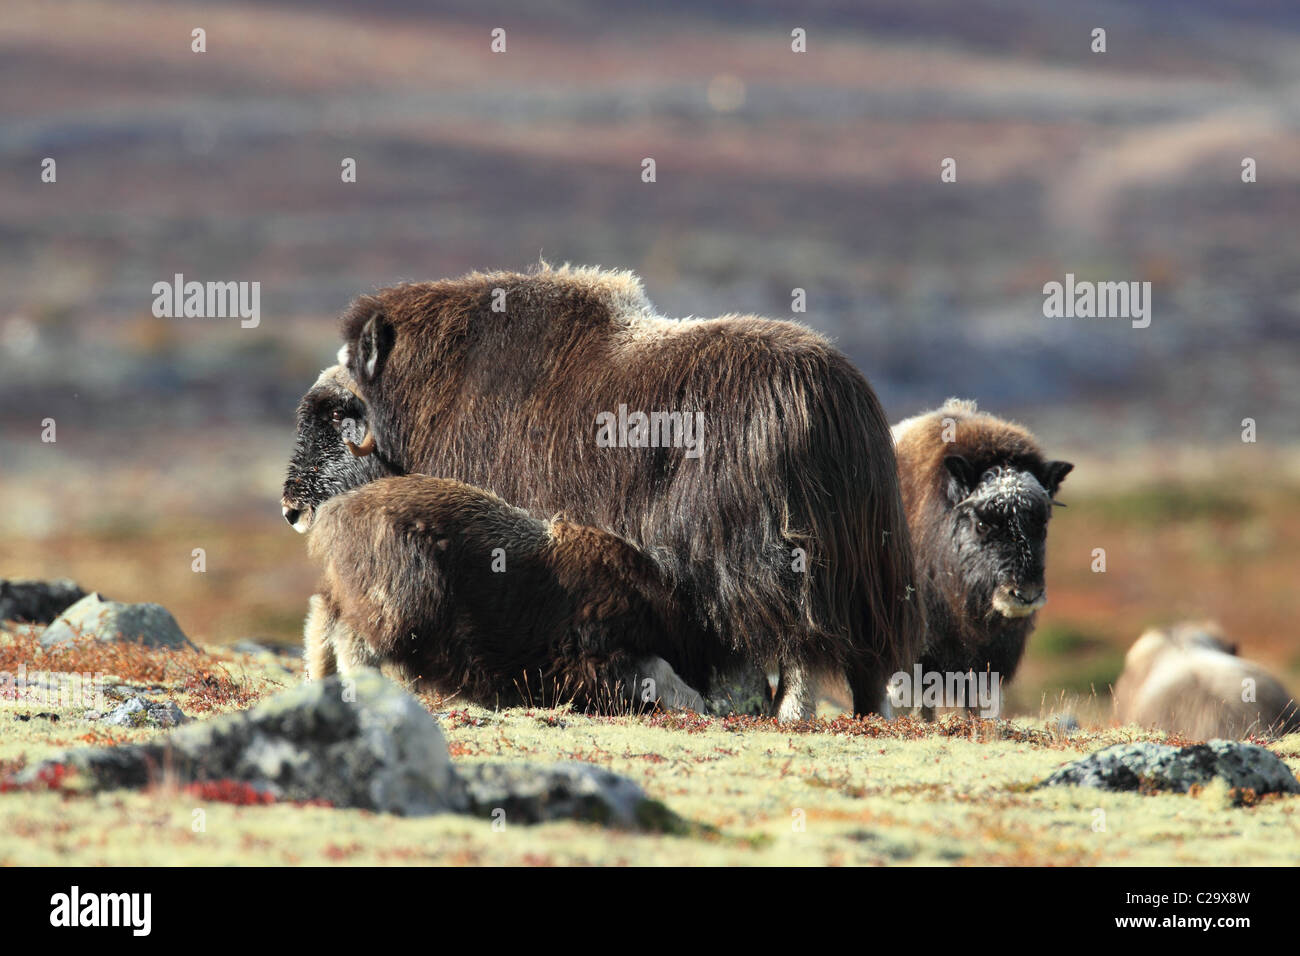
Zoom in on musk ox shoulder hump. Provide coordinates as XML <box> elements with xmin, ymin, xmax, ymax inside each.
<box><xmin>341</xmin><ymin>263</ymin><xmax>655</xmax><ymax>338</ymax></box>
<box><xmin>342</xmin><ymin>264</ymin><xmax>834</xmax><ymax>361</ymax></box>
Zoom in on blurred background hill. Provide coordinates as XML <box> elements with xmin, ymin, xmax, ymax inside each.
<box><xmin>1</xmin><ymin>0</ymin><xmax>1297</xmax><ymax>713</ymax></box>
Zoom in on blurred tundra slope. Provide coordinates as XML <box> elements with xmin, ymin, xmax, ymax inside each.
<box><xmin>0</xmin><ymin>0</ymin><xmax>1298</xmax><ymax>657</ymax></box>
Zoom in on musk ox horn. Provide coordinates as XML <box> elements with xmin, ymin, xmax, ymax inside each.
<box><xmin>345</xmin><ymin>428</ymin><xmax>376</xmax><ymax>458</ymax></box>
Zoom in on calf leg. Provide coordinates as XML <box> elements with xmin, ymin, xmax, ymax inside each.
<box><xmin>302</xmin><ymin>592</ymin><xmax>378</xmax><ymax>680</ymax></box>
<box><xmin>302</xmin><ymin>594</ymin><xmax>338</xmax><ymax>681</ymax></box>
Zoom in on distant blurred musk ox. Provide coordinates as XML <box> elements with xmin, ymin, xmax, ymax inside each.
<box><xmin>282</xmin><ymin>366</ymin><xmax>706</xmax><ymax>712</ymax></box>
<box><xmin>335</xmin><ymin>264</ymin><xmax>923</xmax><ymax>719</ymax></box>
<box><xmin>888</xmin><ymin>399</ymin><xmax>1072</xmax><ymax>710</ymax></box>
<box><xmin>1114</xmin><ymin>622</ymin><xmax>1300</xmax><ymax>739</ymax></box>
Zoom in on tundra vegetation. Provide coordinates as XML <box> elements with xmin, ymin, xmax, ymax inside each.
<box><xmin>2</xmin><ymin>624</ymin><xmax>1298</xmax><ymax>866</ymax></box>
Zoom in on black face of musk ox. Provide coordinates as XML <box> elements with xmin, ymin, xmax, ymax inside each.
<box><xmin>1114</xmin><ymin>622</ymin><xmax>1300</xmax><ymax>740</ymax></box>
<box><xmin>305</xmin><ymin>475</ymin><xmax>708</xmax><ymax>714</ymax></box>
<box><xmin>338</xmin><ymin>264</ymin><xmax>923</xmax><ymax>720</ymax></box>
<box><xmin>281</xmin><ymin>365</ymin><xmax>393</xmax><ymax>533</ymax></box>
<box><xmin>890</xmin><ymin>399</ymin><xmax>1072</xmax><ymax>711</ymax></box>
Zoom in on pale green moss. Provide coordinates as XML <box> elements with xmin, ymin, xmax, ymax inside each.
<box><xmin>2</xmin><ymin>635</ymin><xmax>1298</xmax><ymax>865</ymax></box>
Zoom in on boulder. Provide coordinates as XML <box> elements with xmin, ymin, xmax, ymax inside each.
<box><xmin>40</xmin><ymin>593</ymin><xmax>197</xmax><ymax>651</ymax></box>
<box><xmin>1041</xmin><ymin>740</ymin><xmax>1300</xmax><ymax>796</ymax></box>
<box><xmin>95</xmin><ymin>696</ymin><xmax>191</xmax><ymax>729</ymax></box>
<box><xmin>459</xmin><ymin>760</ymin><xmax>679</xmax><ymax>829</ymax></box>
<box><xmin>13</xmin><ymin>670</ymin><xmax>683</xmax><ymax>828</ymax></box>
<box><xmin>22</xmin><ymin>671</ymin><xmax>461</xmax><ymax>815</ymax></box>
<box><xmin>0</xmin><ymin>578</ymin><xmax>88</xmax><ymax>624</ymax></box>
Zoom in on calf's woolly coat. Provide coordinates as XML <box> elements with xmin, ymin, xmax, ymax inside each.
<box><xmin>305</xmin><ymin>475</ymin><xmax>707</xmax><ymax>712</ymax></box>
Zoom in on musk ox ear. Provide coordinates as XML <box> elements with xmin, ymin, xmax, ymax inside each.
<box><xmin>1042</xmin><ymin>460</ymin><xmax>1074</xmax><ymax>496</ymax></box>
<box><xmin>943</xmin><ymin>455</ymin><xmax>980</xmax><ymax>505</ymax></box>
<box><xmin>353</xmin><ymin>312</ymin><xmax>394</xmax><ymax>385</ymax></box>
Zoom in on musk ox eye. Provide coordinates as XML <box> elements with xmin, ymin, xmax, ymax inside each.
<box><xmin>330</xmin><ymin>408</ymin><xmax>344</xmax><ymax>427</ymax></box>
<box><xmin>975</xmin><ymin>519</ymin><xmax>990</xmax><ymax>536</ymax></box>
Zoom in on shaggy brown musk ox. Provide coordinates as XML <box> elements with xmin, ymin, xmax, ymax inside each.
<box><xmin>890</xmin><ymin>399</ymin><xmax>1071</xmax><ymax>712</ymax></box>
<box><xmin>282</xmin><ymin>366</ymin><xmax>707</xmax><ymax>712</ymax></box>
<box><xmin>337</xmin><ymin>265</ymin><xmax>922</xmax><ymax>719</ymax></box>
<box><xmin>1114</xmin><ymin>622</ymin><xmax>1300</xmax><ymax>739</ymax></box>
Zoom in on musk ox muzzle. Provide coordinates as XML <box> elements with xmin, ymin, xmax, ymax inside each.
<box><xmin>281</xmin><ymin>500</ymin><xmax>312</xmax><ymax>534</ymax></box>
<box><xmin>991</xmin><ymin>582</ymin><xmax>1046</xmax><ymax>618</ymax></box>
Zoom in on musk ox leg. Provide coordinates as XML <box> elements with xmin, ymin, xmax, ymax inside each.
<box><xmin>877</xmin><ymin>694</ymin><xmax>895</xmax><ymax>720</ymax></box>
<box><xmin>774</xmin><ymin>663</ymin><xmax>818</xmax><ymax>723</ymax></box>
<box><xmin>303</xmin><ymin>592</ymin><xmax>380</xmax><ymax>678</ymax></box>
<box><xmin>333</xmin><ymin>620</ymin><xmax>382</xmax><ymax>675</ymax></box>
<box><xmin>302</xmin><ymin>594</ymin><xmax>338</xmax><ymax>681</ymax></box>
<box><xmin>849</xmin><ymin>663</ymin><xmax>896</xmax><ymax>719</ymax></box>
<box><xmin>634</xmin><ymin>656</ymin><xmax>706</xmax><ymax>713</ymax></box>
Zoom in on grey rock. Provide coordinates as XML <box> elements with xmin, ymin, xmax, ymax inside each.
<box><xmin>1051</xmin><ymin>713</ymin><xmax>1080</xmax><ymax>735</ymax></box>
<box><xmin>106</xmin><ymin>684</ymin><xmax>166</xmax><ymax>701</ymax></box>
<box><xmin>231</xmin><ymin>639</ymin><xmax>297</xmax><ymax>658</ymax></box>
<box><xmin>0</xmin><ymin>578</ymin><xmax>88</xmax><ymax>624</ymax></box>
<box><xmin>13</xmin><ymin>670</ymin><xmax>681</xmax><ymax>828</ymax></box>
<box><xmin>40</xmin><ymin>593</ymin><xmax>197</xmax><ymax>651</ymax></box>
<box><xmin>1041</xmin><ymin>740</ymin><xmax>1300</xmax><ymax>796</ymax></box>
<box><xmin>15</xmin><ymin>671</ymin><xmax>686</xmax><ymax>832</ymax></box>
<box><xmin>22</xmin><ymin>671</ymin><xmax>462</xmax><ymax>815</ymax></box>
<box><xmin>97</xmin><ymin>696</ymin><xmax>191</xmax><ymax>729</ymax></box>
<box><xmin>459</xmin><ymin>760</ymin><xmax>683</xmax><ymax>831</ymax></box>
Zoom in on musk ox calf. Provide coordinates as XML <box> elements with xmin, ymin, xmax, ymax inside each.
<box><xmin>282</xmin><ymin>366</ymin><xmax>706</xmax><ymax>712</ymax></box>
<box><xmin>887</xmin><ymin>399</ymin><xmax>1072</xmax><ymax>715</ymax></box>
<box><xmin>337</xmin><ymin>264</ymin><xmax>922</xmax><ymax>719</ymax></box>
<box><xmin>1114</xmin><ymin>623</ymin><xmax>1300</xmax><ymax>739</ymax></box>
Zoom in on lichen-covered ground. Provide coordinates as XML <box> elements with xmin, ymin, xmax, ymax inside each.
<box><xmin>2</xmin><ymin>630</ymin><xmax>1297</xmax><ymax>866</ymax></box>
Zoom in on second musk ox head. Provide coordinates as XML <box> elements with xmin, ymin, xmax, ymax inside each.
<box><xmin>281</xmin><ymin>364</ymin><xmax>394</xmax><ymax>533</ymax></box>
<box><xmin>893</xmin><ymin>398</ymin><xmax>1072</xmax><ymax>677</ymax></box>
<box><xmin>943</xmin><ymin>457</ymin><xmax>1070</xmax><ymax>620</ymax></box>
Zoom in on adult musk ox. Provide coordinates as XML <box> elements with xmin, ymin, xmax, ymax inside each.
<box><xmin>338</xmin><ymin>264</ymin><xmax>922</xmax><ymax>719</ymax></box>
<box><xmin>282</xmin><ymin>366</ymin><xmax>706</xmax><ymax>712</ymax></box>
<box><xmin>889</xmin><ymin>398</ymin><xmax>1071</xmax><ymax>713</ymax></box>
<box><xmin>1114</xmin><ymin>622</ymin><xmax>1300</xmax><ymax>739</ymax></box>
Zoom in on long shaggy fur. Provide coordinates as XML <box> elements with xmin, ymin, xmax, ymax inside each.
<box><xmin>892</xmin><ymin>398</ymin><xmax>1072</xmax><ymax>696</ymax></box>
<box><xmin>282</xmin><ymin>366</ymin><xmax>705</xmax><ymax>712</ymax></box>
<box><xmin>306</xmin><ymin>475</ymin><xmax>709</xmax><ymax>713</ymax></box>
<box><xmin>339</xmin><ymin>264</ymin><xmax>922</xmax><ymax>717</ymax></box>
